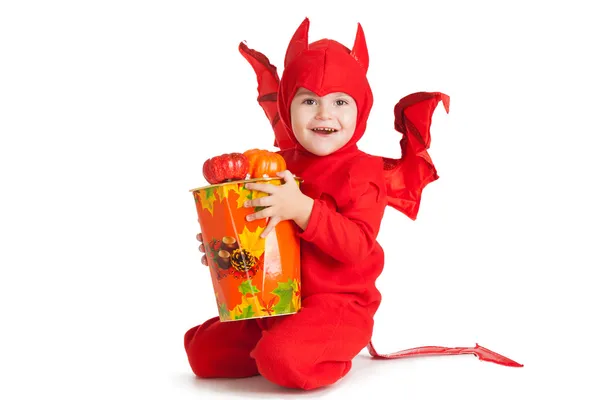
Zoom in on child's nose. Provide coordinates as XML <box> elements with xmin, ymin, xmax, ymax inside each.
<box><xmin>315</xmin><ymin>104</ymin><xmax>332</xmax><ymax>120</ymax></box>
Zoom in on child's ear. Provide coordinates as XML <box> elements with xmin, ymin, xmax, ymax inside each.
<box><xmin>350</xmin><ymin>23</ymin><xmax>369</xmax><ymax>71</ymax></box>
<box><xmin>284</xmin><ymin>17</ymin><xmax>309</xmax><ymax>68</ymax></box>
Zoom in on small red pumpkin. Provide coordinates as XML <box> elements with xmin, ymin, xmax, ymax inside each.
<box><xmin>202</xmin><ymin>152</ymin><xmax>249</xmax><ymax>184</ymax></box>
<box><xmin>243</xmin><ymin>149</ymin><xmax>287</xmax><ymax>179</ymax></box>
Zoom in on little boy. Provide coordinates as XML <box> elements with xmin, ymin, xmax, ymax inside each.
<box><xmin>185</xmin><ymin>18</ymin><xmax>519</xmax><ymax>391</ymax></box>
<box><xmin>187</xmin><ymin>18</ymin><xmax>385</xmax><ymax>390</ymax></box>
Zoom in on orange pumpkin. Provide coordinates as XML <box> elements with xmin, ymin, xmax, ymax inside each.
<box><xmin>243</xmin><ymin>149</ymin><xmax>287</xmax><ymax>179</ymax></box>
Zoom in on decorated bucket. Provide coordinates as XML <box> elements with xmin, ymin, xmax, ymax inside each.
<box><xmin>190</xmin><ymin>177</ymin><xmax>302</xmax><ymax>322</ymax></box>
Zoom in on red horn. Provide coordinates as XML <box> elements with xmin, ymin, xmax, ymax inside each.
<box><xmin>350</xmin><ymin>23</ymin><xmax>369</xmax><ymax>71</ymax></box>
<box><xmin>284</xmin><ymin>17</ymin><xmax>310</xmax><ymax>68</ymax></box>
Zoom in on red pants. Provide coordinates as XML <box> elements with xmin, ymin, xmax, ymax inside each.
<box><xmin>184</xmin><ymin>294</ymin><xmax>374</xmax><ymax>390</ymax></box>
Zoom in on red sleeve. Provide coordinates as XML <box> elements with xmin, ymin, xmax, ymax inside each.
<box><xmin>298</xmin><ymin>168</ymin><xmax>386</xmax><ymax>264</ymax></box>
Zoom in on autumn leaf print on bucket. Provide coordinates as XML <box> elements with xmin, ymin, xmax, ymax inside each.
<box><xmin>190</xmin><ymin>177</ymin><xmax>302</xmax><ymax>321</ymax></box>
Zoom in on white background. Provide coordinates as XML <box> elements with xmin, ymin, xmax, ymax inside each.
<box><xmin>1</xmin><ymin>1</ymin><xmax>599</xmax><ymax>399</ymax></box>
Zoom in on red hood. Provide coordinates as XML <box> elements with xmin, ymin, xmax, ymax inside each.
<box><xmin>277</xmin><ymin>18</ymin><xmax>373</xmax><ymax>156</ymax></box>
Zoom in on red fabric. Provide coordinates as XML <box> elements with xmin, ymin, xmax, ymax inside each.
<box><xmin>184</xmin><ymin>317</ymin><xmax>261</xmax><ymax>378</ymax></box>
<box><xmin>185</xmin><ymin>295</ymin><xmax>374</xmax><ymax>390</ymax></box>
<box><xmin>185</xmin><ymin>18</ymin><xmax>521</xmax><ymax>390</ymax></box>
<box><xmin>385</xmin><ymin>92</ymin><xmax>450</xmax><ymax>219</ymax></box>
<box><xmin>367</xmin><ymin>342</ymin><xmax>524</xmax><ymax>367</ymax></box>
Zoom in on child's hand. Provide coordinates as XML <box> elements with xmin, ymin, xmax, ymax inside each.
<box><xmin>244</xmin><ymin>170</ymin><xmax>314</xmax><ymax>238</ymax></box>
<box><xmin>196</xmin><ymin>233</ymin><xmax>208</xmax><ymax>266</ymax></box>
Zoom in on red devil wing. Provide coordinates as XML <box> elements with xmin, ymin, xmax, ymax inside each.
<box><xmin>383</xmin><ymin>92</ymin><xmax>450</xmax><ymax>220</ymax></box>
<box><xmin>238</xmin><ymin>42</ymin><xmax>294</xmax><ymax>150</ymax></box>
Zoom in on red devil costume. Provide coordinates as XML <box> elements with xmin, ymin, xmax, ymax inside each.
<box><xmin>184</xmin><ymin>18</ymin><xmax>522</xmax><ymax>390</ymax></box>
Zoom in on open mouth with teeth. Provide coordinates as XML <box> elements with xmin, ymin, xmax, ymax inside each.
<box><xmin>311</xmin><ymin>127</ymin><xmax>338</xmax><ymax>134</ymax></box>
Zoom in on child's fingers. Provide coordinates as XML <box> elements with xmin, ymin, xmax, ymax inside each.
<box><xmin>246</xmin><ymin>207</ymin><xmax>274</xmax><ymax>222</ymax></box>
<box><xmin>196</xmin><ymin>233</ymin><xmax>203</xmax><ymax>242</ymax></box>
<box><xmin>277</xmin><ymin>170</ymin><xmax>295</xmax><ymax>184</ymax></box>
<box><xmin>201</xmin><ymin>255</ymin><xmax>208</xmax><ymax>266</ymax></box>
<box><xmin>245</xmin><ymin>182</ymin><xmax>278</xmax><ymax>194</ymax></box>
<box><xmin>199</xmin><ymin>243</ymin><xmax>205</xmax><ymax>253</ymax></box>
<box><xmin>261</xmin><ymin>216</ymin><xmax>281</xmax><ymax>238</ymax></box>
<box><xmin>244</xmin><ymin>196</ymin><xmax>274</xmax><ymax>208</ymax></box>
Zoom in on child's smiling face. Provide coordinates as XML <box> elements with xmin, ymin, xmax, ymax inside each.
<box><xmin>290</xmin><ymin>87</ymin><xmax>358</xmax><ymax>156</ymax></box>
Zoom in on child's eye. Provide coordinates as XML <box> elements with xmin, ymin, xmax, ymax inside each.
<box><xmin>335</xmin><ymin>99</ymin><xmax>349</xmax><ymax>106</ymax></box>
<box><xmin>302</xmin><ymin>99</ymin><xmax>316</xmax><ymax>105</ymax></box>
